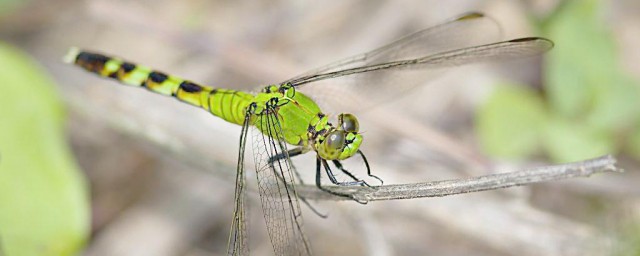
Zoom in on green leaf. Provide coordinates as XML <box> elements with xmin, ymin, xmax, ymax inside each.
<box><xmin>586</xmin><ymin>75</ymin><xmax>640</xmax><ymax>131</ymax></box>
<box><xmin>613</xmin><ymin>219</ymin><xmax>640</xmax><ymax>256</ymax></box>
<box><xmin>476</xmin><ymin>84</ymin><xmax>547</xmax><ymax>160</ymax></box>
<box><xmin>0</xmin><ymin>0</ymin><xmax>30</xmax><ymax>16</ymax></box>
<box><xmin>0</xmin><ymin>43</ymin><xmax>89</xmax><ymax>256</ymax></box>
<box><xmin>544</xmin><ymin>0</ymin><xmax>640</xmax><ymax>130</ymax></box>
<box><xmin>543</xmin><ymin>118</ymin><xmax>615</xmax><ymax>163</ymax></box>
<box><xmin>625</xmin><ymin>123</ymin><xmax>640</xmax><ymax>159</ymax></box>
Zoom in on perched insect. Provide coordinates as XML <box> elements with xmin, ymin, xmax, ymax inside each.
<box><xmin>65</xmin><ymin>12</ymin><xmax>552</xmax><ymax>256</ymax></box>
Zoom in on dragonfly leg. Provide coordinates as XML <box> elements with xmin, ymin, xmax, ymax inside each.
<box><xmin>357</xmin><ymin>150</ymin><xmax>384</xmax><ymax>185</ymax></box>
<box><xmin>331</xmin><ymin>160</ymin><xmax>371</xmax><ymax>187</ymax></box>
<box><xmin>322</xmin><ymin>159</ymin><xmax>367</xmax><ymax>186</ymax></box>
<box><xmin>268</xmin><ymin>147</ymin><xmax>305</xmax><ymax>182</ymax></box>
<box><xmin>268</xmin><ymin>147</ymin><xmax>328</xmax><ymax>218</ymax></box>
<box><xmin>316</xmin><ymin>158</ymin><xmax>368</xmax><ymax>204</ymax></box>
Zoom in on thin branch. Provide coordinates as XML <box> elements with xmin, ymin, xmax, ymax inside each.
<box><xmin>294</xmin><ymin>155</ymin><xmax>621</xmax><ymax>201</ymax></box>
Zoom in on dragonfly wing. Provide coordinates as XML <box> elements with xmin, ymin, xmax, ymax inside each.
<box><xmin>252</xmin><ymin>108</ymin><xmax>312</xmax><ymax>256</ymax></box>
<box><xmin>283</xmin><ymin>13</ymin><xmax>551</xmax><ymax>114</ymax></box>
<box><xmin>292</xmin><ymin>37</ymin><xmax>553</xmax><ymax>84</ymax></box>
<box><xmin>227</xmin><ymin>111</ymin><xmax>252</xmax><ymax>256</ymax></box>
<box><xmin>285</xmin><ymin>12</ymin><xmax>502</xmax><ymax>83</ymax></box>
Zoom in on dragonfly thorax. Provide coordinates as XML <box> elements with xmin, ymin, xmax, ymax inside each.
<box><xmin>259</xmin><ymin>84</ymin><xmax>362</xmax><ymax>161</ymax></box>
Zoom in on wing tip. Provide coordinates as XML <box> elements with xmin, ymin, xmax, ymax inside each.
<box><xmin>456</xmin><ymin>12</ymin><xmax>485</xmax><ymax>21</ymax></box>
<box><xmin>508</xmin><ymin>37</ymin><xmax>555</xmax><ymax>50</ymax></box>
<box><xmin>63</xmin><ymin>47</ymin><xmax>81</xmax><ymax>64</ymax></box>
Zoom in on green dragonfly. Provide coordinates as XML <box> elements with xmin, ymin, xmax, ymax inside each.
<box><xmin>65</xmin><ymin>12</ymin><xmax>552</xmax><ymax>256</ymax></box>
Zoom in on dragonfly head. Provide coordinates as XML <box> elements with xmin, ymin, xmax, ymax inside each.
<box><xmin>316</xmin><ymin>113</ymin><xmax>362</xmax><ymax>160</ymax></box>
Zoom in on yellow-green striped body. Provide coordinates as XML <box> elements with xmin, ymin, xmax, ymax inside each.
<box><xmin>65</xmin><ymin>48</ymin><xmax>337</xmax><ymax>150</ymax></box>
<box><xmin>69</xmin><ymin>49</ymin><xmax>252</xmax><ymax>125</ymax></box>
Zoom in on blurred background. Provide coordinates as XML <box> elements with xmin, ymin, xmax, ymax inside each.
<box><xmin>1</xmin><ymin>0</ymin><xmax>639</xmax><ymax>255</ymax></box>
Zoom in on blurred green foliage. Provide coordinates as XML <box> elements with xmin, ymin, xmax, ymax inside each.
<box><xmin>0</xmin><ymin>43</ymin><xmax>89</xmax><ymax>256</ymax></box>
<box><xmin>614</xmin><ymin>220</ymin><xmax>640</xmax><ymax>256</ymax></box>
<box><xmin>0</xmin><ymin>0</ymin><xmax>30</xmax><ymax>16</ymax></box>
<box><xmin>477</xmin><ymin>0</ymin><xmax>640</xmax><ymax>162</ymax></box>
<box><xmin>477</xmin><ymin>84</ymin><xmax>547</xmax><ymax>160</ymax></box>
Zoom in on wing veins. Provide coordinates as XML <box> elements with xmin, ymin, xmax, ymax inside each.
<box><xmin>256</xmin><ymin>108</ymin><xmax>311</xmax><ymax>255</ymax></box>
<box><xmin>284</xmin><ymin>12</ymin><xmax>497</xmax><ymax>85</ymax></box>
<box><xmin>227</xmin><ymin>110</ymin><xmax>251</xmax><ymax>256</ymax></box>
<box><xmin>289</xmin><ymin>37</ymin><xmax>552</xmax><ymax>87</ymax></box>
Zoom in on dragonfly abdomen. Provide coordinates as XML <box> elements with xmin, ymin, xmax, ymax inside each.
<box><xmin>65</xmin><ymin>48</ymin><xmax>253</xmax><ymax>125</ymax></box>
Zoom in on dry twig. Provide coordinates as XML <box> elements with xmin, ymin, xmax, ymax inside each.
<box><xmin>295</xmin><ymin>155</ymin><xmax>620</xmax><ymax>201</ymax></box>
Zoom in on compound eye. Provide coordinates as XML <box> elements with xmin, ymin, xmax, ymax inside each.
<box><xmin>339</xmin><ymin>113</ymin><xmax>359</xmax><ymax>133</ymax></box>
<box><xmin>324</xmin><ymin>130</ymin><xmax>346</xmax><ymax>151</ymax></box>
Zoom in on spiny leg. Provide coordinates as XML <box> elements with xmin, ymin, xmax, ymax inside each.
<box><xmin>268</xmin><ymin>147</ymin><xmax>305</xmax><ymax>182</ymax></box>
<box><xmin>315</xmin><ymin>157</ymin><xmax>368</xmax><ymax>204</ymax></box>
<box><xmin>322</xmin><ymin>159</ymin><xmax>367</xmax><ymax>187</ymax></box>
<box><xmin>324</xmin><ymin>150</ymin><xmax>384</xmax><ymax>187</ymax></box>
<box><xmin>357</xmin><ymin>150</ymin><xmax>384</xmax><ymax>185</ymax></box>
<box><xmin>331</xmin><ymin>160</ymin><xmax>371</xmax><ymax>187</ymax></box>
<box><xmin>268</xmin><ymin>147</ymin><xmax>328</xmax><ymax>218</ymax></box>
<box><xmin>315</xmin><ymin>158</ymin><xmax>351</xmax><ymax>198</ymax></box>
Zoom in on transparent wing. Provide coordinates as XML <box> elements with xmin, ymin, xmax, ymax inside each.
<box><xmin>285</xmin><ymin>12</ymin><xmax>499</xmax><ymax>83</ymax></box>
<box><xmin>252</xmin><ymin>107</ymin><xmax>312</xmax><ymax>255</ymax></box>
<box><xmin>227</xmin><ymin>111</ymin><xmax>252</xmax><ymax>256</ymax></box>
<box><xmin>290</xmin><ymin>37</ymin><xmax>553</xmax><ymax>86</ymax></box>
<box><xmin>282</xmin><ymin>12</ymin><xmax>552</xmax><ymax>114</ymax></box>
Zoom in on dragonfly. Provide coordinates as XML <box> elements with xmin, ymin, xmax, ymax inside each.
<box><xmin>64</xmin><ymin>12</ymin><xmax>553</xmax><ymax>256</ymax></box>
